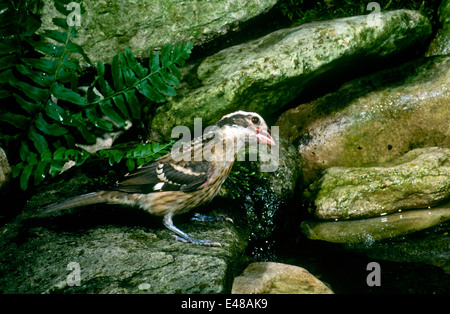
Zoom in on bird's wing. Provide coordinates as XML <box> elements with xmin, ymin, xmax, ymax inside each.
<box><xmin>111</xmin><ymin>154</ymin><xmax>213</xmax><ymax>194</ymax></box>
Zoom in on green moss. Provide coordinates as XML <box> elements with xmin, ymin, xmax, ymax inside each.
<box><xmin>278</xmin><ymin>0</ymin><xmax>440</xmax><ymax>29</ymax></box>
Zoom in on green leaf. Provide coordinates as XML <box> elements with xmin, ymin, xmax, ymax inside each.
<box><xmin>77</xmin><ymin>123</ymin><xmax>96</xmax><ymax>144</ymax></box>
<box><xmin>22</xmin><ymin>58</ymin><xmax>58</xmax><ymax>74</ymax></box>
<box><xmin>28</xmin><ymin>125</ymin><xmax>49</xmax><ymax>154</ymax></box>
<box><xmin>30</xmin><ymin>40</ymin><xmax>65</xmax><ymax>58</ymax></box>
<box><xmin>99</xmin><ymin>100</ymin><xmax>126</xmax><ymax>128</ymax></box>
<box><xmin>96</xmin><ymin>61</ymin><xmax>114</xmax><ymax>96</ymax></box>
<box><xmin>136</xmin><ymin>80</ymin><xmax>165</xmax><ymax>103</ymax></box>
<box><xmin>149</xmin><ymin>51</ymin><xmax>160</xmax><ymax>72</ymax></box>
<box><xmin>44</xmin><ymin>100</ymin><xmax>71</xmax><ymax>125</ymax></box>
<box><xmin>0</xmin><ymin>55</ymin><xmax>16</xmax><ymax>71</ymax></box>
<box><xmin>66</xmin><ymin>41</ymin><xmax>91</xmax><ymax>65</ymax></box>
<box><xmin>124</xmin><ymin>48</ymin><xmax>147</xmax><ymax>78</ymax></box>
<box><xmin>160</xmin><ymin>44</ymin><xmax>171</xmax><ymax>68</ymax></box>
<box><xmin>53</xmin><ymin>146</ymin><xmax>67</xmax><ymax>160</ymax></box>
<box><xmin>22</xmin><ymin>14</ymin><xmax>41</xmax><ymax>37</ymax></box>
<box><xmin>111</xmin><ymin>54</ymin><xmax>124</xmax><ymax>91</ymax></box>
<box><xmin>124</xmin><ymin>89</ymin><xmax>140</xmax><ymax>119</ymax></box>
<box><xmin>61</xmin><ymin>54</ymin><xmax>81</xmax><ymax>71</ymax></box>
<box><xmin>9</xmin><ymin>79</ymin><xmax>48</xmax><ymax>102</ymax></box>
<box><xmin>112</xmin><ymin>94</ymin><xmax>130</xmax><ymax>119</ymax></box>
<box><xmin>159</xmin><ymin>69</ymin><xmax>179</xmax><ymax>86</ymax></box>
<box><xmin>20</xmin><ymin>164</ymin><xmax>33</xmax><ymax>190</ymax></box>
<box><xmin>34</xmin><ymin>160</ymin><xmax>49</xmax><ymax>185</ymax></box>
<box><xmin>126</xmin><ymin>158</ymin><xmax>135</xmax><ymax>171</ymax></box>
<box><xmin>35</xmin><ymin>112</ymin><xmax>69</xmax><ymax>136</ymax></box>
<box><xmin>52</xmin><ymin>17</ymin><xmax>69</xmax><ymax>30</ymax></box>
<box><xmin>86</xmin><ymin>107</ymin><xmax>114</xmax><ymax>131</ymax></box>
<box><xmin>168</xmin><ymin>64</ymin><xmax>181</xmax><ymax>79</ymax></box>
<box><xmin>15</xmin><ymin>64</ymin><xmax>53</xmax><ymax>87</ymax></box>
<box><xmin>149</xmin><ymin>74</ymin><xmax>176</xmax><ymax>97</ymax></box>
<box><xmin>0</xmin><ymin>112</ymin><xmax>31</xmax><ymax>129</ymax></box>
<box><xmin>52</xmin><ymin>82</ymin><xmax>86</xmax><ymax>105</ymax></box>
<box><xmin>42</xmin><ymin>29</ymin><xmax>68</xmax><ymax>44</ymax></box>
<box><xmin>19</xmin><ymin>141</ymin><xmax>31</xmax><ymax>161</ymax></box>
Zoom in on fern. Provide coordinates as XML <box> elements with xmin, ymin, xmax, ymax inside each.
<box><xmin>0</xmin><ymin>0</ymin><xmax>192</xmax><ymax>190</ymax></box>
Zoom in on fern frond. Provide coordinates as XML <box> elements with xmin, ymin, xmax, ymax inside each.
<box><xmin>0</xmin><ymin>0</ymin><xmax>192</xmax><ymax>191</ymax></box>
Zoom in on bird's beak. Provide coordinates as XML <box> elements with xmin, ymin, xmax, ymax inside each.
<box><xmin>256</xmin><ymin>127</ymin><xmax>276</xmax><ymax>146</ymax></box>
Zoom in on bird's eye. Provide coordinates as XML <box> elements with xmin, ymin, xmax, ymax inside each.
<box><xmin>251</xmin><ymin>116</ymin><xmax>260</xmax><ymax>125</ymax></box>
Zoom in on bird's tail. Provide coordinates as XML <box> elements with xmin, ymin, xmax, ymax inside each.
<box><xmin>38</xmin><ymin>191</ymin><xmax>107</xmax><ymax>216</ymax></box>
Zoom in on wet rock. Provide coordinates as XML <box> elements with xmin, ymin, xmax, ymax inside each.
<box><xmin>0</xmin><ymin>159</ymin><xmax>248</xmax><ymax>294</ymax></box>
<box><xmin>0</xmin><ymin>147</ymin><xmax>10</xmax><ymax>191</ymax></box>
<box><xmin>301</xmin><ymin>205</ymin><xmax>450</xmax><ymax>243</ymax></box>
<box><xmin>304</xmin><ymin>147</ymin><xmax>450</xmax><ymax>220</ymax></box>
<box><xmin>231</xmin><ymin>262</ymin><xmax>333</xmax><ymax>294</ymax></box>
<box><xmin>39</xmin><ymin>0</ymin><xmax>279</xmax><ymax>65</ymax></box>
<box><xmin>426</xmin><ymin>0</ymin><xmax>450</xmax><ymax>56</ymax></box>
<box><xmin>344</xmin><ymin>222</ymin><xmax>450</xmax><ymax>274</ymax></box>
<box><xmin>0</xmin><ymin>206</ymin><xmax>247</xmax><ymax>293</ymax></box>
<box><xmin>150</xmin><ymin>10</ymin><xmax>431</xmax><ymax>140</ymax></box>
<box><xmin>258</xmin><ymin>137</ymin><xmax>303</xmax><ymax>201</ymax></box>
<box><xmin>277</xmin><ymin>56</ymin><xmax>450</xmax><ymax>184</ymax></box>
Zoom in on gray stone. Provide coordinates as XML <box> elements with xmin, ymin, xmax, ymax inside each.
<box><xmin>304</xmin><ymin>147</ymin><xmax>450</xmax><ymax>220</ymax></box>
<box><xmin>39</xmin><ymin>0</ymin><xmax>279</xmax><ymax>65</ymax></box>
<box><xmin>0</xmin><ymin>147</ymin><xmax>10</xmax><ymax>191</ymax></box>
<box><xmin>150</xmin><ymin>10</ymin><xmax>431</xmax><ymax>141</ymax></box>
<box><xmin>277</xmin><ymin>56</ymin><xmax>450</xmax><ymax>184</ymax></box>
<box><xmin>302</xmin><ymin>205</ymin><xmax>450</xmax><ymax>243</ymax></box>
<box><xmin>0</xmin><ymin>211</ymin><xmax>247</xmax><ymax>293</ymax></box>
<box><xmin>426</xmin><ymin>0</ymin><xmax>450</xmax><ymax>56</ymax></box>
<box><xmin>231</xmin><ymin>262</ymin><xmax>333</xmax><ymax>294</ymax></box>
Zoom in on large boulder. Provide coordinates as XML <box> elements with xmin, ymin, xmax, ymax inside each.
<box><xmin>39</xmin><ymin>0</ymin><xmax>280</xmax><ymax>65</ymax></box>
<box><xmin>277</xmin><ymin>55</ymin><xmax>450</xmax><ymax>184</ymax></box>
<box><xmin>150</xmin><ymin>10</ymin><xmax>431</xmax><ymax>141</ymax></box>
<box><xmin>0</xmin><ymin>204</ymin><xmax>248</xmax><ymax>293</ymax></box>
<box><xmin>304</xmin><ymin>147</ymin><xmax>450</xmax><ymax>220</ymax></box>
<box><xmin>0</xmin><ymin>158</ymin><xmax>248</xmax><ymax>294</ymax></box>
<box><xmin>231</xmin><ymin>262</ymin><xmax>333</xmax><ymax>294</ymax></box>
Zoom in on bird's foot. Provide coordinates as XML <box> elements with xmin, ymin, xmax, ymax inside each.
<box><xmin>191</xmin><ymin>213</ymin><xmax>234</xmax><ymax>223</ymax></box>
<box><xmin>172</xmin><ymin>235</ymin><xmax>222</xmax><ymax>247</ymax></box>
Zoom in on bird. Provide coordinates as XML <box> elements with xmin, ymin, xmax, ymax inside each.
<box><xmin>39</xmin><ymin>111</ymin><xmax>275</xmax><ymax>246</ymax></box>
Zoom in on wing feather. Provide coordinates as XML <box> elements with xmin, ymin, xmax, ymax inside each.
<box><xmin>111</xmin><ymin>153</ymin><xmax>213</xmax><ymax>194</ymax></box>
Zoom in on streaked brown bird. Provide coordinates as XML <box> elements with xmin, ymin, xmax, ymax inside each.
<box><xmin>40</xmin><ymin>111</ymin><xmax>275</xmax><ymax>246</ymax></box>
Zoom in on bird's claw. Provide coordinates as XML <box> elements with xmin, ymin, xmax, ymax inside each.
<box><xmin>172</xmin><ymin>235</ymin><xmax>222</xmax><ymax>247</ymax></box>
<box><xmin>191</xmin><ymin>213</ymin><xmax>234</xmax><ymax>223</ymax></box>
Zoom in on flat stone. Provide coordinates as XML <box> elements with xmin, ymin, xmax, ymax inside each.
<box><xmin>304</xmin><ymin>147</ymin><xmax>450</xmax><ymax>220</ymax></box>
<box><xmin>302</xmin><ymin>205</ymin><xmax>450</xmax><ymax>243</ymax></box>
<box><xmin>231</xmin><ymin>262</ymin><xmax>333</xmax><ymax>294</ymax></box>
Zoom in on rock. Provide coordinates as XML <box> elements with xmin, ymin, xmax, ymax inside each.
<box><xmin>426</xmin><ymin>0</ymin><xmax>450</xmax><ymax>56</ymax></box>
<box><xmin>301</xmin><ymin>205</ymin><xmax>450</xmax><ymax>243</ymax></box>
<box><xmin>277</xmin><ymin>56</ymin><xmax>450</xmax><ymax>184</ymax></box>
<box><xmin>0</xmin><ymin>158</ymin><xmax>248</xmax><ymax>294</ymax></box>
<box><xmin>0</xmin><ymin>206</ymin><xmax>247</xmax><ymax>293</ymax></box>
<box><xmin>150</xmin><ymin>10</ymin><xmax>431</xmax><ymax>141</ymax></box>
<box><xmin>0</xmin><ymin>147</ymin><xmax>10</xmax><ymax>191</ymax></box>
<box><xmin>39</xmin><ymin>0</ymin><xmax>279</xmax><ymax>65</ymax></box>
<box><xmin>304</xmin><ymin>147</ymin><xmax>450</xmax><ymax>220</ymax></box>
<box><xmin>343</xmin><ymin>222</ymin><xmax>450</xmax><ymax>274</ymax></box>
<box><xmin>258</xmin><ymin>137</ymin><xmax>303</xmax><ymax>201</ymax></box>
<box><xmin>231</xmin><ymin>262</ymin><xmax>333</xmax><ymax>294</ymax></box>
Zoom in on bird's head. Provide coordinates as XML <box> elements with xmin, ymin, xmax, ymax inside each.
<box><xmin>215</xmin><ymin>111</ymin><xmax>276</xmax><ymax>146</ymax></box>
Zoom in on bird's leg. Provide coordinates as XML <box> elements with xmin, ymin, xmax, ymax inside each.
<box><xmin>163</xmin><ymin>214</ymin><xmax>221</xmax><ymax>247</ymax></box>
<box><xmin>191</xmin><ymin>213</ymin><xmax>234</xmax><ymax>223</ymax></box>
